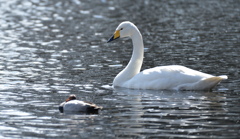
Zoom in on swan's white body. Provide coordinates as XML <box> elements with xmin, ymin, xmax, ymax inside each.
<box><xmin>107</xmin><ymin>21</ymin><xmax>227</xmax><ymax>91</ymax></box>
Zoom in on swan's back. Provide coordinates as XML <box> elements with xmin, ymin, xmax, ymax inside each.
<box><xmin>119</xmin><ymin>65</ymin><xmax>226</xmax><ymax>90</ymax></box>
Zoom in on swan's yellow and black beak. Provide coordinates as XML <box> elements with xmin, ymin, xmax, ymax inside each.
<box><xmin>107</xmin><ymin>30</ymin><xmax>120</xmax><ymax>43</ymax></box>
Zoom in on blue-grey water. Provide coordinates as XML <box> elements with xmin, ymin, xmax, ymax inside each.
<box><xmin>0</xmin><ymin>0</ymin><xmax>239</xmax><ymax>138</ymax></box>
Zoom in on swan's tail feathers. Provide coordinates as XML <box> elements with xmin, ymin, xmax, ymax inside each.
<box><xmin>218</xmin><ymin>75</ymin><xmax>228</xmax><ymax>80</ymax></box>
<box><xmin>177</xmin><ymin>75</ymin><xmax>228</xmax><ymax>91</ymax></box>
<box><xmin>196</xmin><ymin>76</ymin><xmax>227</xmax><ymax>90</ymax></box>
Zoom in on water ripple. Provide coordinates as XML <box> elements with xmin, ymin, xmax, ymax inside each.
<box><xmin>0</xmin><ymin>0</ymin><xmax>239</xmax><ymax>138</ymax></box>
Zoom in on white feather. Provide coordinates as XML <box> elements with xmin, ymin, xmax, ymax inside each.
<box><xmin>63</xmin><ymin>100</ymin><xmax>88</xmax><ymax>112</ymax></box>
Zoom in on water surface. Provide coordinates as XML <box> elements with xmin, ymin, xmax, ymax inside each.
<box><xmin>0</xmin><ymin>0</ymin><xmax>239</xmax><ymax>138</ymax></box>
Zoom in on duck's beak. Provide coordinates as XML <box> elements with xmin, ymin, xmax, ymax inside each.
<box><xmin>107</xmin><ymin>30</ymin><xmax>120</xmax><ymax>43</ymax></box>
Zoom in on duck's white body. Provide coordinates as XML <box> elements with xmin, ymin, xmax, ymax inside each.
<box><xmin>107</xmin><ymin>21</ymin><xmax>227</xmax><ymax>91</ymax></box>
<box><xmin>59</xmin><ymin>95</ymin><xmax>102</xmax><ymax>113</ymax></box>
<box><xmin>60</xmin><ymin>100</ymin><xmax>91</xmax><ymax>112</ymax></box>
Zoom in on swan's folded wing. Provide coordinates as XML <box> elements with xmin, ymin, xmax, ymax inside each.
<box><xmin>176</xmin><ymin>76</ymin><xmax>227</xmax><ymax>91</ymax></box>
<box><xmin>121</xmin><ymin>65</ymin><xmax>227</xmax><ymax>90</ymax></box>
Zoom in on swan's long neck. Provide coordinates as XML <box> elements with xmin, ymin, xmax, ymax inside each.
<box><xmin>113</xmin><ymin>28</ymin><xmax>144</xmax><ymax>86</ymax></box>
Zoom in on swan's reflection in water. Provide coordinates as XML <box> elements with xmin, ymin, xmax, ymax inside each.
<box><xmin>109</xmin><ymin>87</ymin><xmax>228</xmax><ymax>138</ymax></box>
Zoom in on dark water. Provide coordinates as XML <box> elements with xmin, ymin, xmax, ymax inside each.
<box><xmin>0</xmin><ymin>0</ymin><xmax>240</xmax><ymax>138</ymax></box>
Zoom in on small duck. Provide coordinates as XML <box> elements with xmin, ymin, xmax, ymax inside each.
<box><xmin>59</xmin><ymin>94</ymin><xmax>102</xmax><ymax>114</ymax></box>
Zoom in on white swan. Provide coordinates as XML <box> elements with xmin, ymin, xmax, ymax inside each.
<box><xmin>59</xmin><ymin>94</ymin><xmax>102</xmax><ymax>114</ymax></box>
<box><xmin>107</xmin><ymin>21</ymin><xmax>227</xmax><ymax>91</ymax></box>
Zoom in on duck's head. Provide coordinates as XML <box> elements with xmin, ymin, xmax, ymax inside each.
<box><xmin>107</xmin><ymin>21</ymin><xmax>137</xmax><ymax>43</ymax></box>
<box><xmin>65</xmin><ymin>94</ymin><xmax>77</xmax><ymax>102</ymax></box>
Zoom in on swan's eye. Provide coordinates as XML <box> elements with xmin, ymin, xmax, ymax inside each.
<box><xmin>120</xmin><ymin>28</ymin><xmax>123</xmax><ymax>30</ymax></box>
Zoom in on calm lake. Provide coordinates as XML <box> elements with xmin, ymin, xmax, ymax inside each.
<box><xmin>0</xmin><ymin>0</ymin><xmax>239</xmax><ymax>138</ymax></box>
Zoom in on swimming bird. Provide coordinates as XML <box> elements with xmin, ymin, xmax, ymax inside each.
<box><xmin>59</xmin><ymin>94</ymin><xmax>102</xmax><ymax>114</ymax></box>
<box><xmin>107</xmin><ymin>21</ymin><xmax>227</xmax><ymax>91</ymax></box>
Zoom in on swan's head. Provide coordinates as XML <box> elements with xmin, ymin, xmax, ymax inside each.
<box><xmin>107</xmin><ymin>21</ymin><xmax>137</xmax><ymax>43</ymax></box>
<box><xmin>65</xmin><ymin>94</ymin><xmax>77</xmax><ymax>102</ymax></box>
